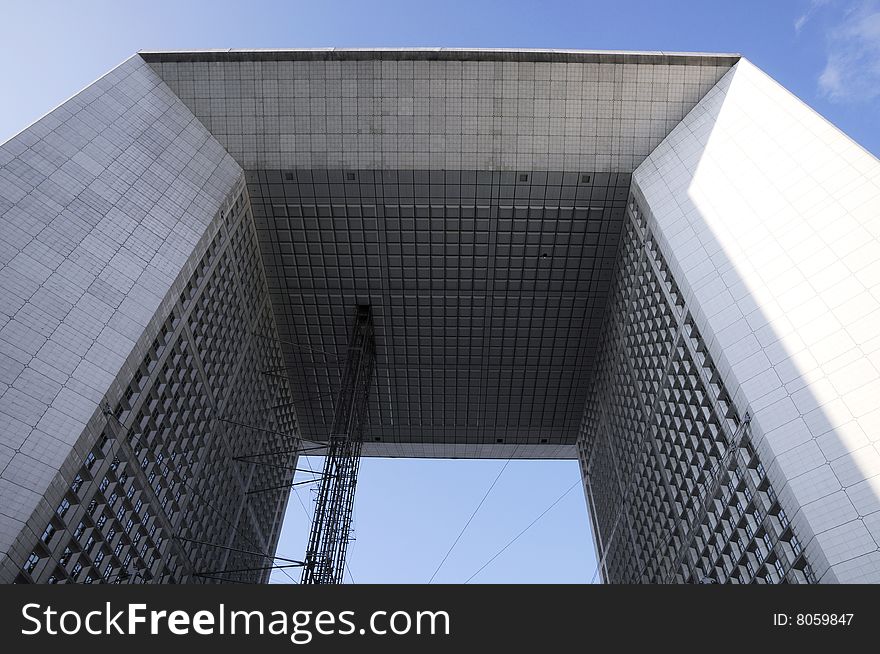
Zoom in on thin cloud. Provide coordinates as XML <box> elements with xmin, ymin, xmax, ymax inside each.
<box><xmin>795</xmin><ymin>0</ymin><xmax>833</xmax><ymax>32</ymax></box>
<box><xmin>817</xmin><ymin>1</ymin><xmax>880</xmax><ymax>102</ymax></box>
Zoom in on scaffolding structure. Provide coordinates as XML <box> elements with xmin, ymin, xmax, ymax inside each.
<box><xmin>301</xmin><ymin>305</ymin><xmax>376</xmax><ymax>584</ymax></box>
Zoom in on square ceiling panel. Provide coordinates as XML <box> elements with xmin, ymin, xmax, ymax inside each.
<box><xmin>248</xmin><ymin>168</ymin><xmax>629</xmax><ymax>456</ymax></box>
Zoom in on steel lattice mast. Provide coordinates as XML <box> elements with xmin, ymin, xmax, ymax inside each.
<box><xmin>301</xmin><ymin>305</ymin><xmax>375</xmax><ymax>584</ymax></box>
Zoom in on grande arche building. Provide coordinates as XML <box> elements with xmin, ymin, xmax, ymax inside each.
<box><xmin>1</xmin><ymin>49</ymin><xmax>880</xmax><ymax>584</ymax></box>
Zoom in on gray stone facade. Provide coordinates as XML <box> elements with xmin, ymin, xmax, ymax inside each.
<box><xmin>579</xmin><ymin>198</ymin><xmax>813</xmax><ymax>583</ymax></box>
<box><xmin>0</xmin><ymin>56</ymin><xmax>296</xmax><ymax>583</ymax></box>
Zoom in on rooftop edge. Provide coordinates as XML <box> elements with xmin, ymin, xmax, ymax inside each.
<box><xmin>138</xmin><ymin>47</ymin><xmax>741</xmax><ymax>66</ymax></box>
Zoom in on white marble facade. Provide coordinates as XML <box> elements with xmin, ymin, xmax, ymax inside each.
<box><xmin>634</xmin><ymin>58</ymin><xmax>880</xmax><ymax>582</ymax></box>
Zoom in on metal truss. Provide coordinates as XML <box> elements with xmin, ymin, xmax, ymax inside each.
<box><xmin>301</xmin><ymin>305</ymin><xmax>376</xmax><ymax>584</ymax></box>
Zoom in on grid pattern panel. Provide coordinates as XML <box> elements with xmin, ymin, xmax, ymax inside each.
<box><xmin>633</xmin><ymin>59</ymin><xmax>880</xmax><ymax>582</ymax></box>
<box><xmin>11</xmin><ymin>180</ymin><xmax>298</xmax><ymax>584</ymax></box>
<box><xmin>579</xmin><ymin>197</ymin><xmax>817</xmax><ymax>584</ymax></box>
<box><xmin>248</xmin><ymin>169</ymin><xmax>628</xmax><ymax>450</ymax></box>
<box><xmin>145</xmin><ymin>50</ymin><xmax>735</xmax><ymax>172</ymax></box>
<box><xmin>0</xmin><ymin>54</ymin><xmax>243</xmax><ymax>571</ymax></box>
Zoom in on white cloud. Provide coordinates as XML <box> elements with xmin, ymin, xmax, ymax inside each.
<box><xmin>795</xmin><ymin>0</ymin><xmax>833</xmax><ymax>32</ymax></box>
<box><xmin>817</xmin><ymin>2</ymin><xmax>880</xmax><ymax>102</ymax></box>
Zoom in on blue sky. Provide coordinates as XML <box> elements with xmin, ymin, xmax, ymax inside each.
<box><xmin>2</xmin><ymin>1</ymin><xmax>877</xmax><ymax>584</ymax></box>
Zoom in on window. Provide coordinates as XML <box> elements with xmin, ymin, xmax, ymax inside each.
<box><xmin>59</xmin><ymin>547</ymin><xmax>73</xmax><ymax>566</ymax></box>
<box><xmin>96</xmin><ymin>514</ymin><xmax>107</xmax><ymax>530</ymax></box>
<box><xmin>41</xmin><ymin>523</ymin><xmax>57</xmax><ymax>544</ymax></box>
<box><xmin>74</xmin><ymin>521</ymin><xmax>86</xmax><ymax>540</ymax></box>
<box><xmin>107</xmin><ymin>528</ymin><xmax>117</xmax><ymax>543</ymax></box>
<box><xmin>23</xmin><ymin>552</ymin><xmax>41</xmax><ymax>574</ymax></box>
<box><xmin>774</xmin><ymin>558</ymin><xmax>785</xmax><ymax>578</ymax></box>
<box><xmin>71</xmin><ymin>563</ymin><xmax>82</xmax><ymax>580</ymax></box>
<box><xmin>84</xmin><ymin>452</ymin><xmax>96</xmax><ymax>470</ymax></box>
<box><xmin>99</xmin><ymin>477</ymin><xmax>110</xmax><ymax>493</ymax></box>
<box><xmin>56</xmin><ymin>499</ymin><xmax>71</xmax><ymax>518</ymax></box>
<box><xmin>87</xmin><ymin>499</ymin><xmax>98</xmax><ymax>515</ymax></box>
<box><xmin>777</xmin><ymin>507</ymin><xmax>788</xmax><ymax>525</ymax></box>
<box><xmin>116</xmin><ymin>506</ymin><xmax>125</xmax><ymax>522</ymax></box>
<box><xmin>71</xmin><ymin>474</ymin><xmax>84</xmax><ymax>493</ymax></box>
